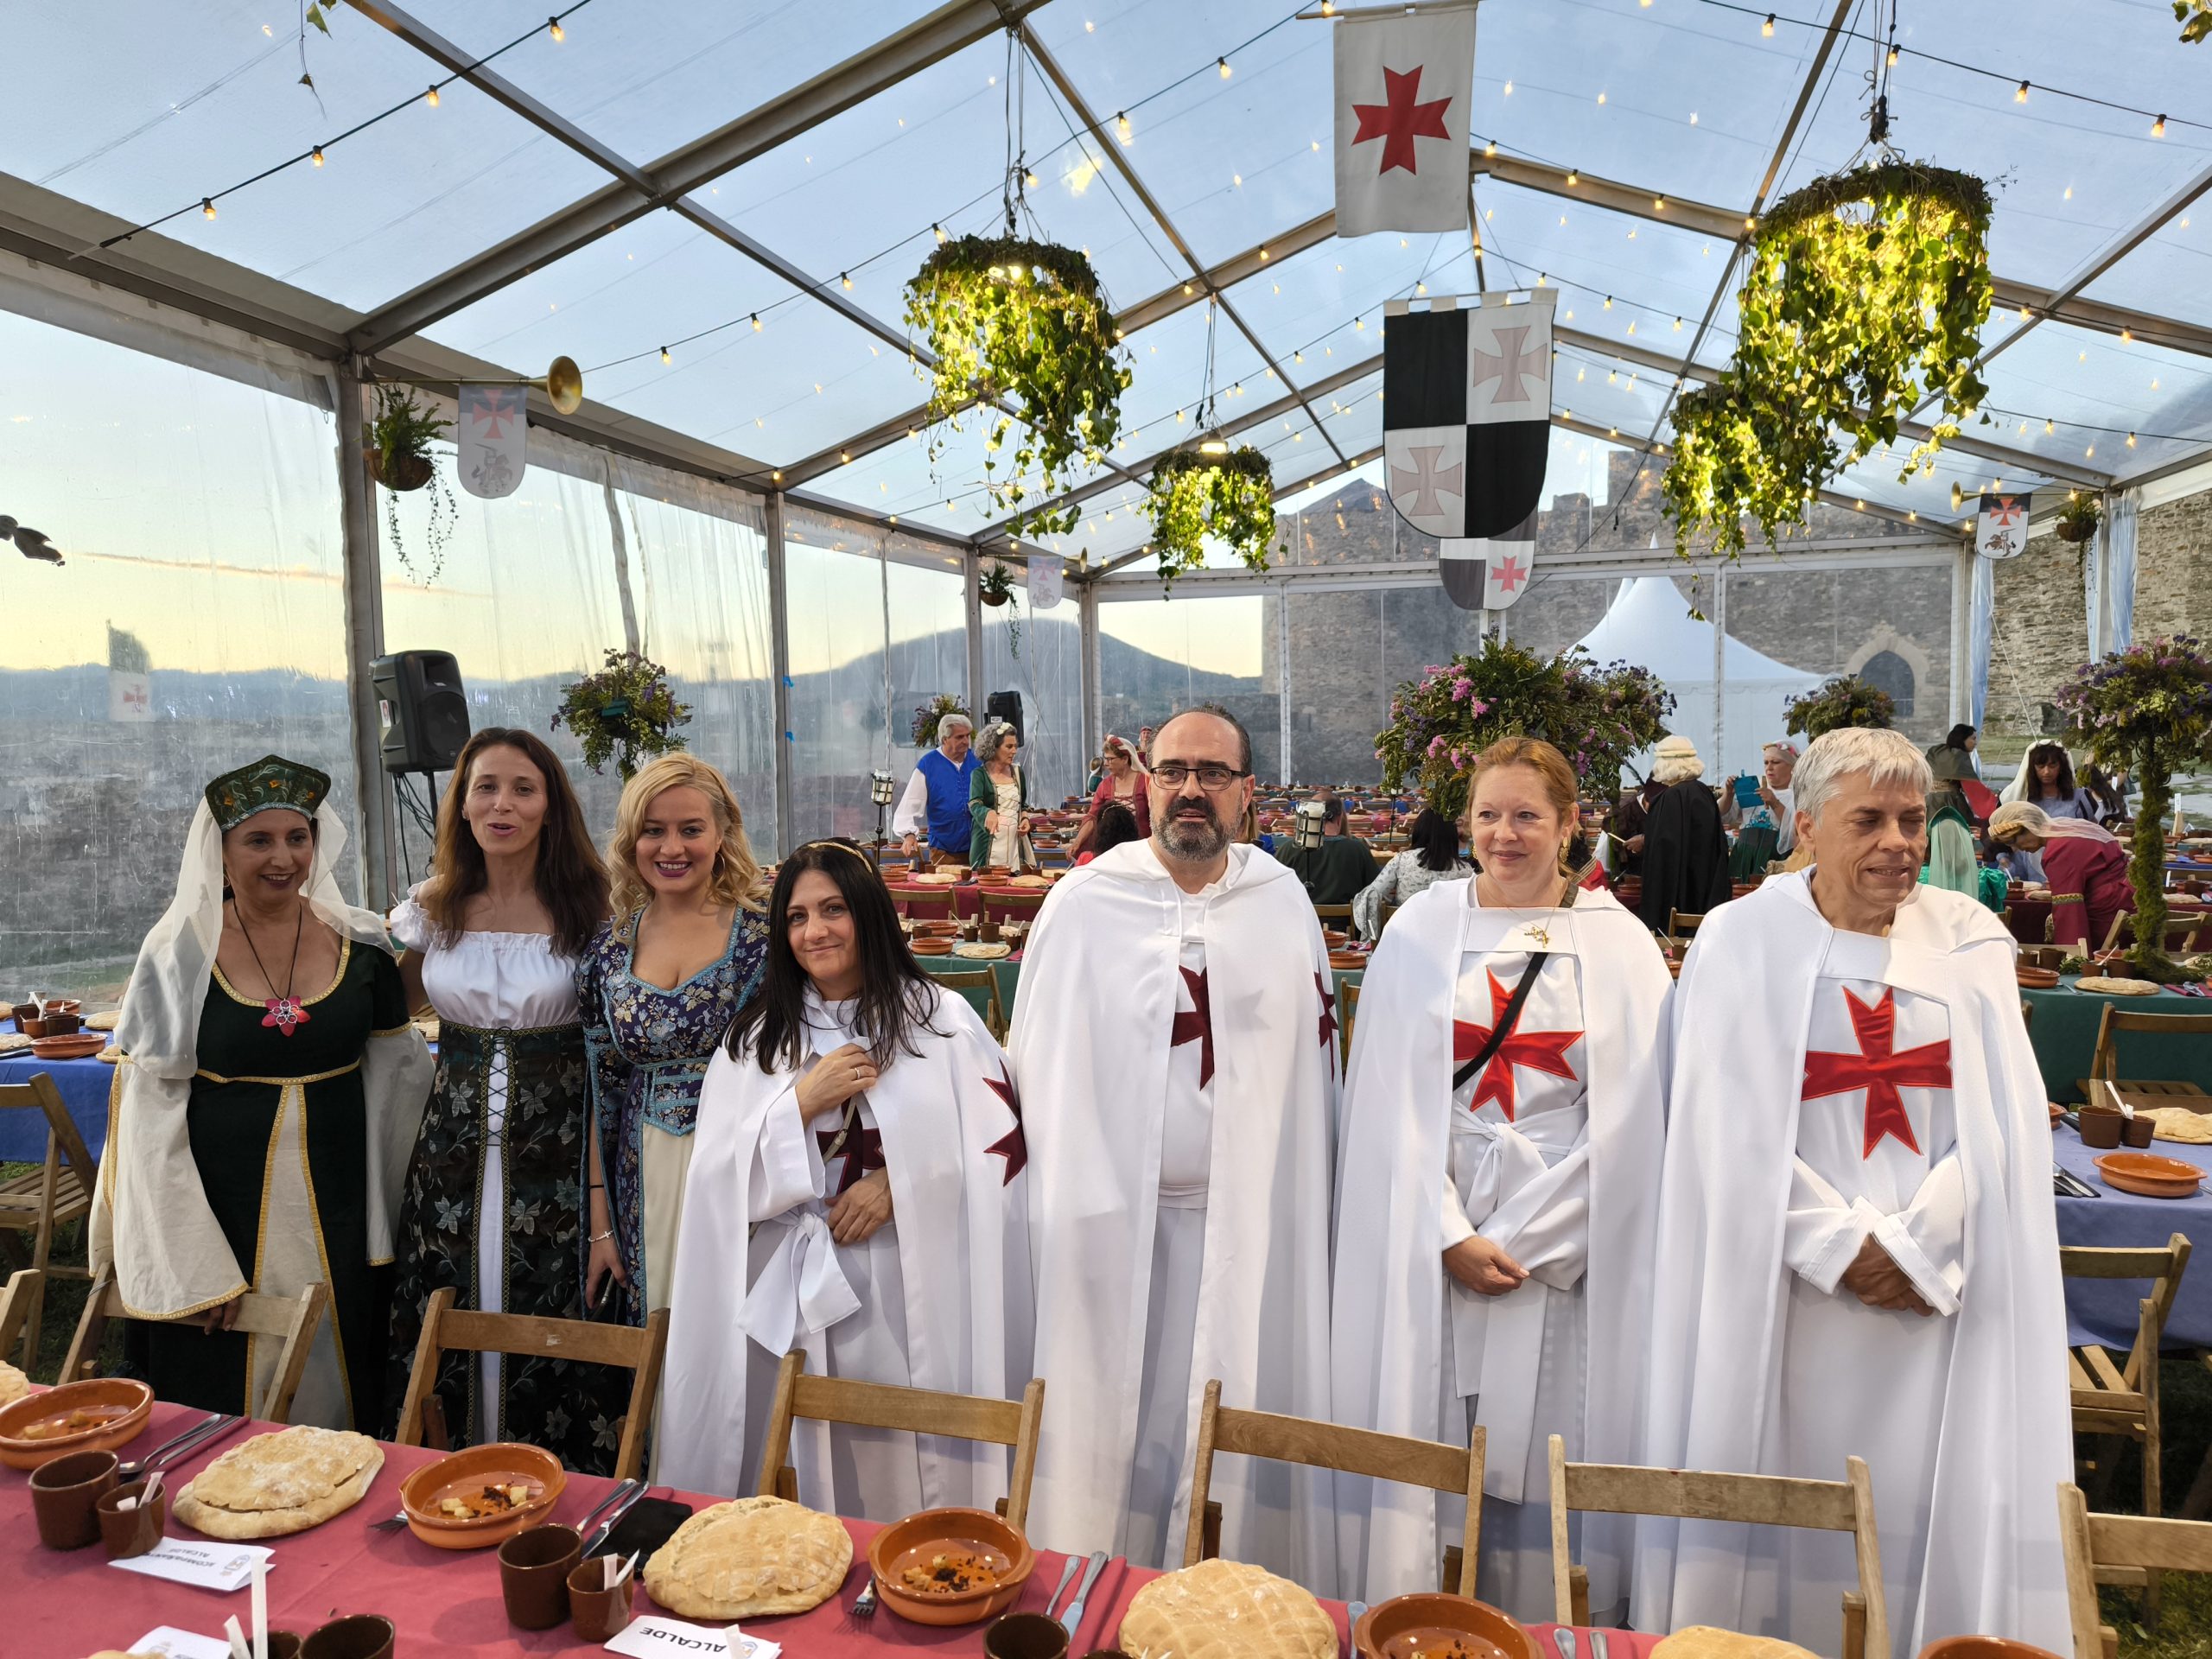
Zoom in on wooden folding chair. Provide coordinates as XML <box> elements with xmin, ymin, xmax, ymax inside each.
<box><xmin>1378</xmin><ymin>901</ymin><xmax>1402</xmax><ymax>937</ymax></box>
<box><xmin>1340</xmin><ymin>982</ymin><xmax>1362</xmax><ymax>1070</ymax></box>
<box><xmin>887</xmin><ymin>886</ymin><xmax>957</xmax><ymax>921</ymax></box>
<box><xmin>2062</xmin><ymin>1236</ymin><xmax>2192</xmax><ymax>1612</ymax></box>
<box><xmin>1547</xmin><ymin>1435</ymin><xmax>1888</xmax><ymax>1659</ymax></box>
<box><xmin>396</xmin><ymin>1287</ymin><xmax>669</xmax><ymax>1480</ymax></box>
<box><xmin>979</xmin><ymin>888</ymin><xmax>1048</xmax><ymax>928</ymax></box>
<box><xmin>2061</xmin><ymin>1481</ymin><xmax>2212</xmax><ymax>1659</ymax></box>
<box><xmin>0</xmin><ymin>1268</ymin><xmax>41</xmax><ymax>1370</ymax></box>
<box><xmin>1669</xmin><ymin>909</ymin><xmax>1708</xmax><ymax>938</ymax></box>
<box><xmin>756</xmin><ymin>1350</ymin><xmax>1044</xmax><ymax>1530</ymax></box>
<box><xmin>61</xmin><ymin>1262</ymin><xmax>330</xmax><ymax>1425</ymax></box>
<box><xmin>1314</xmin><ymin>903</ymin><xmax>1355</xmax><ymax>927</ymax></box>
<box><xmin>0</xmin><ymin>1072</ymin><xmax>100</xmax><ymax>1363</ymax></box>
<box><xmin>2079</xmin><ymin>1006</ymin><xmax>2212</xmax><ymax>1114</ymax></box>
<box><xmin>928</xmin><ymin>966</ymin><xmax>1004</xmax><ymax>1041</ymax></box>
<box><xmin>1185</xmin><ymin>1378</ymin><xmax>1485</xmax><ymax>1595</ymax></box>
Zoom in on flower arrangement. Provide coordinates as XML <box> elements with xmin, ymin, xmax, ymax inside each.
<box><xmin>910</xmin><ymin>692</ymin><xmax>970</xmax><ymax>749</ymax></box>
<box><xmin>1143</xmin><ymin>446</ymin><xmax>1281</xmax><ymax>588</ymax></box>
<box><xmin>1375</xmin><ymin>639</ymin><xmax>1676</xmax><ymax>818</ymax></box>
<box><xmin>904</xmin><ymin>236</ymin><xmax>1129</xmax><ymax>538</ymax></box>
<box><xmin>1663</xmin><ymin>161</ymin><xmax>1993</xmax><ymax>556</ymax></box>
<box><xmin>370</xmin><ymin>385</ymin><xmax>456</xmax><ymax>584</ymax></box>
<box><xmin>2055</xmin><ymin>635</ymin><xmax>2212</xmax><ymax>980</ymax></box>
<box><xmin>1783</xmin><ymin>674</ymin><xmax>1897</xmax><ymax>741</ymax></box>
<box><xmin>551</xmin><ymin>648</ymin><xmax>692</xmax><ymax>779</ymax></box>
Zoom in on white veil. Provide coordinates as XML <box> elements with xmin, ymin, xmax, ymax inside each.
<box><xmin>116</xmin><ymin>798</ymin><xmax>392</xmax><ymax>1078</ymax></box>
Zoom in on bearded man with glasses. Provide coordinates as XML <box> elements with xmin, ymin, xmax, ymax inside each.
<box><xmin>1010</xmin><ymin>704</ymin><xmax>1340</xmax><ymax>1587</ymax></box>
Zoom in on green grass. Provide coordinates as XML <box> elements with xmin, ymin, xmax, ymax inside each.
<box><xmin>2</xmin><ymin>1162</ymin><xmax>120</xmax><ymax>1383</ymax></box>
<box><xmin>2100</xmin><ymin>1354</ymin><xmax>2212</xmax><ymax>1659</ymax></box>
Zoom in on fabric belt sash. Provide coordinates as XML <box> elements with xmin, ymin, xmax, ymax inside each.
<box><xmin>194</xmin><ymin>1058</ymin><xmax>362</xmax><ymax>1086</ymax></box>
<box><xmin>740</xmin><ymin>1211</ymin><xmax>863</xmax><ymax>1357</ymax></box>
<box><xmin>1448</xmin><ymin>1107</ymin><xmax>1584</xmax><ymax>1503</ymax></box>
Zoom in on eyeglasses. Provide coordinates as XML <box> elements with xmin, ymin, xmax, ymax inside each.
<box><xmin>1151</xmin><ymin>763</ymin><xmax>1249</xmax><ymax>791</ymax></box>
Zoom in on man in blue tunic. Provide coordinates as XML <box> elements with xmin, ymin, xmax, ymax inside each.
<box><xmin>895</xmin><ymin>712</ymin><xmax>980</xmax><ymax>867</ymax></box>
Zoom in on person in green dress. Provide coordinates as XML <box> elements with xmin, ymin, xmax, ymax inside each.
<box><xmin>93</xmin><ymin>756</ymin><xmax>432</xmax><ymax>1427</ymax></box>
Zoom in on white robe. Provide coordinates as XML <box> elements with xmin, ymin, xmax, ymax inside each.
<box><xmin>1632</xmin><ymin>874</ymin><xmax>2072</xmax><ymax>1655</ymax></box>
<box><xmin>1332</xmin><ymin>880</ymin><xmax>1669</xmax><ymax>1618</ymax></box>
<box><xmin>1013</xmin><ymin>839</ymin><xmax>1338</xmax><ymax>1581</ymax></box>
<box><xmin>658</xmin><ymin>984</ymin><xmax>1031</xmax><ymax>1517</ymax></box>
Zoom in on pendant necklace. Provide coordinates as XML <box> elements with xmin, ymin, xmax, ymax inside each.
<box><xmin>232</xmin><ymin>898</ymin><xmax>311</xmax><ymax>1036</ymax></box>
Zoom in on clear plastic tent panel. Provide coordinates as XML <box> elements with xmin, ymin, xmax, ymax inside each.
<box><xmin>1976</xmin><ymin>321</ymin><xmax>2212</xmax><ymax>481</ymax></box>
<box><xmin>402</xmin><ymin>0</ymin><xmax>947</xmax><ymax>170</ymax></box>
<box><xmin>14</xmin><ymin>2</ymin><xmax>606</xmax><ymax>311</ymax></box>
<box><xmin>1096</xmin><ymin>591</ymin><xmax>1281</xmax><ymax>781</ymax></box>
<box><xmin>2086</xmin><ymin>216</ymin><xmax>2212</xmax><ymax>334</ymax></box>
<box><xmin>0</xmin><ymin>309</ymin><xmax>353</xmax><ymax>999</ymax></box>
<box><xmin>1474</xmin><ymin>181</ymin><xmax>1736</xmax><ymax>344</ymax></box>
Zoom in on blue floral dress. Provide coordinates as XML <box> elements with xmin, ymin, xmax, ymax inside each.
<box><xmin>577</xmin><ymin>907</ymin><xmax>769</xmax><ymax>1322</ymax></box>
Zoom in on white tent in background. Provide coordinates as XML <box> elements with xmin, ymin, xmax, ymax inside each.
<box><xmin>1572</xmin><ymin>576</ymin><xmax>1822</xmax><ymax>783</ymax></box>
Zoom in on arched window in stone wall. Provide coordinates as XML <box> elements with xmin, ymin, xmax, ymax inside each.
<box><xmin>1858</xmin><ymin>649</ymin><xmax>1916</xmax><ymax>719</ymax></box>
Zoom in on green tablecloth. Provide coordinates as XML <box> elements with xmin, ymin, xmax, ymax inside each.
<box><xmin>917</xmin><ymin>955</ymin><xmax>1368</xmax><ymax>1034</ymax></box>
<box><xmin>2019</xmin><ymin>976</ymin><xmax>2212</xmax><ymax>1103</ymax></box>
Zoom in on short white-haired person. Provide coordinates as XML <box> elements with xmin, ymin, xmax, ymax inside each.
<box><xmin>1635</xmin><ymin>727</ymin><xmax>2070</xmax><ymax>1653</ymax></box>
<box><xmin>1634</xmin><ymin>734</ymin><xmax>1730</xmax><ymax>932</ymax></box>
<box><xmin>893</xmin><ymin>712</ymin><xmax>978</xmax><ymax>868</ymax></box>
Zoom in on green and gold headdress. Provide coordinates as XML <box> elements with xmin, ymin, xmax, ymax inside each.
<box><xmin>205</xmin><ymin>754</ymin><xmax>331</xmax><ymax>831</ymax></box>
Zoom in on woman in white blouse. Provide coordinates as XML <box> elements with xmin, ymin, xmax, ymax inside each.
<box><xmin>1352</xmin><ymin>804</ymin><xmax>1472</xmax><ymax>940</ymax></box>
<box><xmin>386</xmin><ymin>728</ymin><xmax>625</xmax><ymax>1472</ymax></box>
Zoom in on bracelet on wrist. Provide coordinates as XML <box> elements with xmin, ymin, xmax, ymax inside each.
<box><xmin>588</xmin><ymin>1227</ymin><xmax>614</xmax><ymax>1243</ymax></box>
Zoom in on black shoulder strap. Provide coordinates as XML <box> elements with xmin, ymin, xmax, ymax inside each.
<box><xmin>1452</xmin><ymin>950</ymin><xmax>1551</xmax><ymax>1091</ymax></box>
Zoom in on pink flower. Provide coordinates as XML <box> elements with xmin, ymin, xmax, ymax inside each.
<box><xmin>1469</xmin><ymin>698</ymin><xmax>1491</xmax><ymax>716</ymax></box>
<box><xmin>1452</xmin><ymin>677</ymin><xmax>1475</xmax><ymax>701</ymax></box>
<box><xmin>1427</xmin><ymin>734</ymin><xmax>1447</xmax><ymax>758</ymax></box>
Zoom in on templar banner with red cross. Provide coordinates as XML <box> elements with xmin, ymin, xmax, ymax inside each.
<box><xmin>1332</xmin><ymin>6</ymin><xmax>1475</xmax><ymax>235</ymax></box>
<box><xmin>1383</xmin><ymin>290</ymin><xmax>1554</xmax><ymax>608</ymax></box>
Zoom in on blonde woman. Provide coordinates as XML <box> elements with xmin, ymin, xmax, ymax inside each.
<box><xmin>577</xmin><ymin>753</ymin><xmax>770</xmax><ymax>1325</ymax></box>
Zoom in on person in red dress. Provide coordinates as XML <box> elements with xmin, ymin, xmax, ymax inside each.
<box><xmin>1988</xmin><ymin>803</ymin><xmax>2135</xmax><ymax>950</ymax></box>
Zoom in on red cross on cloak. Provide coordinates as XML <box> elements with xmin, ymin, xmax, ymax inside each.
<box><xmin>982</xmin><ymin>1061</ymin><xmax>1027</xmax><ymax>1184</ymax></box>
<box><xmin>1171</xmin><ymin>964</ymin><xmax>1216</xmax><ymax>1088</ymax></box>
<box><xmin>1801</xmin><ymin>985</ymin><xmax>1951</xmax><ymax>1160</ymax></box>
<box><xmin>816</xmin><ymin>1122</ymin><xmax>886</xmax><ymax>1198</ymax></box>
<box><xmin>1351</xmin><ymin>65</ymin><xmax>1454</xmax><ymax>175</ymax></box>
<box><xmin>1315</xmin><ymin>972</ymin><xmax>1338</xmax><ymax>1052</ymax></box>
<box><xmin>1451</xmin><ymin>968</ymin><xmax>1582</xmax><ymax>1122</ymax></box>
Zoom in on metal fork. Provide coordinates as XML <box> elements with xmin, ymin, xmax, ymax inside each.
<box><xmin>118</xmin><ymin>1413</ymin><xmax>241</xmax><ymax>1482</ymax></box>
<box><xmin>850</xmin><ymin>1575</ymin><xmax>879</xmax><ymax>1618</ymax></box>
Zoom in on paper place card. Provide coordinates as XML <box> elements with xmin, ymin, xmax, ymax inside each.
<box><xmin>110</xmin><ymin>1537</ymin><xmax>274</xmax><ymax>1593</ymax></box>
<box><xmin>125</xmin><ymin>1630</ymin><xmax>234</xmax><ymax>1659</ymax></box>
<box><xmin>604</xmin><ymin>1615</ymin><xmax>780</xmax><ymax>1659</ymax></box>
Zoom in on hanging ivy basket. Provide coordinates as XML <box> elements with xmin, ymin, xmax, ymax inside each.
<box><xmin>1663</xmin><ymin>159</ymin><xmax>1994</xmax><ymax>556</ymax></box>
<box><xmin>905</xmin><ymin>235</ymin><xmax>1129</xmax><ymax>539</ymax></box>
<box><xmin>1142</xmin><ymin>446</ymin><xmax>1281</xmax><ymax>589</ymax></box>
<box><xmin>2056</xmin><ymin>493</ymin><xmax>2102</xmax><ymax>543</ymax></box>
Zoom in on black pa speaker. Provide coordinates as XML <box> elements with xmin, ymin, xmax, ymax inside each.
<box><xmin>985</xmin><ymin>689</ymin><xmax>1024</xmax><ymax>747</ymax></box>
<box><xmin>373</xmin><ymin>651</ymin><xmax>469</xmax><ymax>773</ymax></box>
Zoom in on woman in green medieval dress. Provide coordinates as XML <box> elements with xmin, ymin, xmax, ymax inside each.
<box><xmin>94</xmin><ymin>756</ymin><xmax>431</xmax><ymax>1428</ymax></box>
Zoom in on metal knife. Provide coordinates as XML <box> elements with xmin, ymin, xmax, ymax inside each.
<box><xmin>582</xmin><ymin>1478</ymin><xmax>649</xmax><ymax>1555</ymax></box>
<box><xmin>1046</xmin><ymin>1554</ymin><xmax>1083</xmax><ymax>1618</ymax></box>
<box><xmin>1554</xmin><ymin>1628</ymin><xmax>1579</xmax><ymax>1659</ymax></box>
<box><xmin>1060</xmin><ymin>1549</ymin><xmax>1109</xmax><ymax>1634</ymax></box>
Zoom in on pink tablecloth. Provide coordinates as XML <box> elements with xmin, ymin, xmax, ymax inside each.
<box><xmin>1</xmin><ymin>1399</ymin><xmax>1661</xmax><ymax>1658</ymax></box>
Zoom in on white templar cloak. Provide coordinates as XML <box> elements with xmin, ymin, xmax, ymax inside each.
<box><xmin>658</xmin><ymin>983</ymin><xmax>1032</xmax><ymax>1515</ymax></box>
<box><xmin>1631</xmin><ymin>874</ymin><xmax>2072</xmax><ymax>1654</ymax></box>
<box><xmin>1332</xmin><ymin>880</ymin><xmax>1669</xmax><ymax>1616</ymax></box>
<box><xmin>1013</xmin><ymin>838</ymin><xmax>1339</xmax><ymax>1581</ymax></box>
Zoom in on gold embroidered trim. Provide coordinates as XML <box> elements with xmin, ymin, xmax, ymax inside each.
<box><xmin>212</xmin><ymin>935</ymin><xmax>354</xmax><ymax>1012</ymax></box>
<box><xmin>369</xmin><ymin>1023</ymin><xmax>416</xmax><ymax>1039</ymax></box>
<box><xmin>294</xmin><ymin>1082</ymin><xmax>353</xmax><ymax>1430</ymax></box>
<box><xmin>195</xmin><ymin>1059</ymin><xmax>363</xmax><ymax>1086</ymax></box>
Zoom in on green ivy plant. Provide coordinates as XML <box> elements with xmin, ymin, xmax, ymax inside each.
<box><xmin>2056</xmin><ymin>493</ymin><xmax>2102</xmax><ymax>543</ymax></box>
<box><xmin>1143</xmin><ymin>447</ymin><xmax>1280</xmax><ymax>588</ymax></box>
<box><xmin>905</xmin><ymin>236</ymin><xmax>1129</xmax><ymax>538</ymax></box>
<box><xmin>370</xmin><ymin>385</ymin><xmax>455</xmax><ymax>585</ymax></box>
<box><xmin>1783</xmin><ymin>673</ymin><xmax>1897</xmax><ymax>740</ymax></box>
<box><xmin>979</xmin><ymin>558</ymin><xmax>1021</xmax><ymax>659</ymax></box>
<box><xmin>551</xmin><ymin>648</ymin><xmax>692</xmax><ymax>779</ymax></box>
<box><xmin>2055</xmin><ymin>636</ymin><xmax>2212</xmax><ymax>982</ymax></box>
<box><xmin>1663</xmin><ymin>160</ymin><xmax>1994</xmax><ymax>556</ymax></box>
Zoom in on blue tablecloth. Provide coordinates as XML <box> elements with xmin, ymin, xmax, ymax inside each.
<box><xmin>0</xmin><ymin>1054</ymin><xmax>113</xmax><ymax>1164</ymax></box>
<box><xmin>2054</xmin><ymin>1121</ymin><xmax>2212</xmax><ymax>1350</ymax></box>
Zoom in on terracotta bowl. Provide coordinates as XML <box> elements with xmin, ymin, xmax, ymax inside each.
<box><xmin>1328</xmin><ymin>951</ymin><xmax>1368</xmax><ymax>969</ymax></box>
<box><xmin>1917</xmin><ymin>1636</ymin><xmax>2069</xmax><ymax>1659</ymax></box>
<box><xmin>2050</xmin><ymin>1102</ymin><xmax>2065</xmax><ymax>1128</ymax></box>
<box><xmin>868</xmin><ymin>1506</ymin><xmax>1034</xmax><ymax>1627</ymax></box>
<box><xmin>2094</xmin><ymin>1152</ymin><xmax>2206</xmax><ymax>1199</ymax></box>
<box><xmin>31</xmin><ymin>1033</ymin><xmax>106</xmax><ymax>1061</ymax></box>
<box><xmin>2016</xmin><ymin>966</ymin><xmax>2061</xmax><ymax>990</ymax></box>
<box><xmin>912</xmin><ymin>938</ymin><xmax>953</xmax><ymax>957</ymax></box>
<box><xmin>1352</xmin><ymin>1592</ymin><xmax>1540</xmax><ymax>1659</ymax></box>
<box><xmin>0</xmin><ymin>1378</ymin><xmax>154</xmax><ymax>1471</ymax></box>
<box><xmin>400</xmin><ymin>1441</ymin><xmax>565</xmax><ymax>1550</ymax></box>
